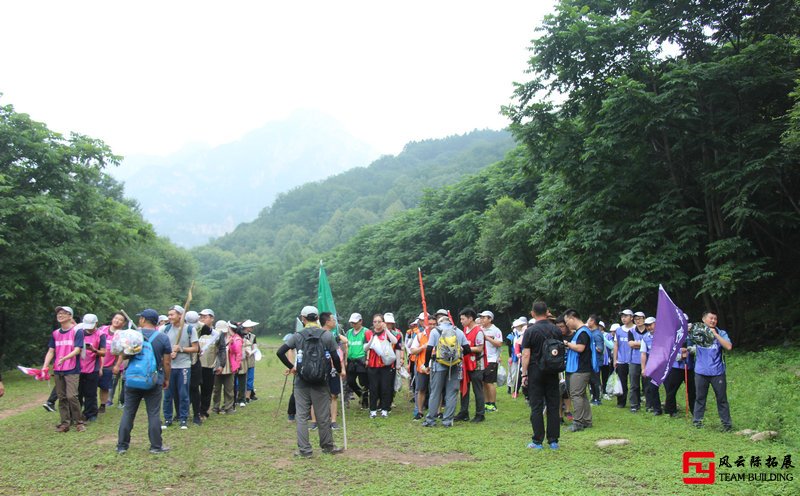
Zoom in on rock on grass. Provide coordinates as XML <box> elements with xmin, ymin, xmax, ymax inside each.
<box><xmin>596</xmin><ymin>439</ymin><xmax>630</xmax><ymax>448</ymax></box>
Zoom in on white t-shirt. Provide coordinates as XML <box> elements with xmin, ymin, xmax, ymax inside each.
<box><xmin>482</xmin><ymin>325</ymin><xmax>503</xmax><ymax>363</ymax></box>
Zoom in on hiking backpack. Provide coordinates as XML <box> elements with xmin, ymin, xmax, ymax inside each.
<box><xmin>297</xmin><ymin>328</ymin><xmax>332</xmax><ymax>385</ymax></box>
<box><xmin>126</xmin><ymin>332</ymin><xmax>159</xmax><ymax>390</ymax></box>
<box><xmin>539</xmin><ymin>334</ymin><xmax>566</xmax><ymax>373</ymax></box>
<box><xmin>435</xmin><ymin>326</ymin><xmax>463</xmax><ymax>367</ymax></box>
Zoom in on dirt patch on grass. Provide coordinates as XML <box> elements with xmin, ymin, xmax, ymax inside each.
<box><xmin>0</xmin><ymin>392</ymin><xmax>49</xmax><ymax>421</ymax></box>
<box><xmin>343</xmin><ymin>447</ymin><xmax>474</xmax><ymax>466</ymax></box>
<box><xmin>94</xmin><ymin>435</ymin><xmax>117</xmax><ymax>446</ymax></box>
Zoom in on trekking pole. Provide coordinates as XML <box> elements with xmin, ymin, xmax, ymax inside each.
<box><xmin>512</xmin><ymin>360</ymin><xmax>519</xmax><ymax>399</ymax></box>
<box><xmin>340</xmin><ymin>375</ymin><xmax>347</xmax><ymax>450</ymax></box>
<box><xmin>274</xmin><ymin>373</ymin><xmax>289</xmax><ymax>418</ymax></box>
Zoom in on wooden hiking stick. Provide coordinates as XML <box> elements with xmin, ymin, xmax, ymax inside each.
<box><xmin>119</xmin><ymin>309</ymin><xmax>138</xmax><ymax>329</ymax></box>
<box><xmin>274</xmin><ymin>373</ymin><xmax>289</xmax><ymax>418</ymax></box>
<box><xmin>174</xmin><ymin>280</ymin><xmax>195</xmax><ymax>344</ymax></box>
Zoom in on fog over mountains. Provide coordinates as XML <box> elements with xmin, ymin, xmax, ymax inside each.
<box><xmin>112</xmin><ymin>110</ymin><xmax>378</xmax><ymax>247</ymax></box>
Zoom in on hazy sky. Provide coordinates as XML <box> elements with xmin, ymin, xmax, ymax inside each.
<box><xmin>1</xmin><ymin>1</ymin><xmax>554</xmax><ymax>158</ymax></box>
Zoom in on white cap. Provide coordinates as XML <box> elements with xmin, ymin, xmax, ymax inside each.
<box><xmin>169</xmin><ymin>305</ymin><xmax>185</xmax><ymax>315</ymax></box>
<box><xmin>241</xmin><ymin>319</ymin><xmax>259</xmax><ymax>327</ymax></box>
<box><xmin>214</xmin><ymin>320</ymin><xmax>230</xmax><ymax>333</ymax></box>
<box><xmin>301</xmin><ymin>306</ymin><xmax>319</xmax><ymax>318</ymax></box>
<box><xmin>185</xmin><ymin>311</ymin><xmax>200</xmax><ymax>324</ymax></box>
<box><xmin>621</xmin><ymin>309</ymin><xmax>634</xmax><ymax>316</ymax></box>
<box><xmin>349</xmin><ymin>312</ymin><xmax>362</xmax><ymax>323</ymax></box>
<box><xmin>383</xmin><ymin>313</ymin><xmax>396</xmax><ymax>324</ymax></box>
<box><xmin>81</xmin><ymin>314</ymin><xmax>98</xmax><ymax>329</ymax></box>
<box><xmin>644</xmin><ymin>317</ymin><xmax>656</xmax><ymax>325</ymax></box>
<box><xmin>518</xmin><ymin>316</ymin><xmax>528</xmax><ymax>324</ymax></box>
<box><xmin>417</xmin><ymin>312</ymin><xmax>426</xmax><ymax>320</ymax></box>
<box><xmin>634</xmin><ymin>311</ymin><xmax>646</xmax><ymax>318</ymax></box>
<box><xmin>610</xmin><ymin>323</ymin><xmax>621</xmax><ymax>331</ymax></box>
<box><xmin>199</xmin><ymin>308</ymin><xmax>215</xmax><ymax>317</ymax></box>
<box><xmin>158</xmin><ymin>315</ymin><xmax>168</xmax><ymax>322</ymax></box>
<box><xmin>599</xmin><ymin>321</ymin><xmax>606</xmax><ymax>328</ymax></box>
<box><xmin>512</xmin><ymin>318</ymin><xmax>527</xmax><ymax>328</ymax></box>
<box><xmin>55</xmin><ymin>306</ymin><xmax>74</xmax><ymax>316</ymax></box>
<box><xmin>478</xmin><ymin>310</ymin><xmax>494</xmax><ymax>319</ymax></box>
<box><xmin>435</xmin><ymin>308</ymin><xmax>449</xmax><ymax>316</ymax></box>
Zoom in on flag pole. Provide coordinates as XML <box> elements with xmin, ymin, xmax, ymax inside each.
<box><xmin>684</xmin><ymin>363</ymin><xmax>690</xmax><ymax>420</ymax></box>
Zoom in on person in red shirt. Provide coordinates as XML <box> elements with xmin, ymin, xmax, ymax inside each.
<box><xmin>455</xmin><ymin>308</ymin><xmax>486</xmax><ymax>423</ymax></box>
<box><xmin>364</xmin><ymin>314</ymin><xmax>398</xmax><ymax>418</ymax></box>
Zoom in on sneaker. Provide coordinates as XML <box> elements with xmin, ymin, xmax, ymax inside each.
<box><xmin>250</xmin><ymin>393</ymin><xmax>258</xmax><ymax>401</ymax></box>
<box><xmin>180</xmin><ymin>421</ymin><xmax>188</xmax><ymax>430</ymax></box>
<box><xmin>441</xmin><ymin>422</ymin><xmax>453</xmax><ymax>428</ymax></box>
<box><xmin>212</xmin><ymin>407</ymin><xmax>221</xmax><ymax>414</ymax></box>
<box><xmin>527</xmin><ymin>442</ymin><xmax>544</xmax><ymax>450</ymax></box>
<box><xmin>310</xmin><ymin>422</ymin><xmax>318</xmax><ymax>431</ymax></box>
<box><xmin>693</xmin><ymin>422</ymin><xmax>703</xmax><ymax>429</ymax></box>
<box><xmin>42</xmin><ymin>402</ymin><xmax>56</xmax><ymax>413</ymax></box>
<box><xmin>590</xmin><ymin>400</ymin><xmax>601</xmax><ymax>406</ymax></box>
<box><xmin>105</xmin><ymin>401</ymin><xmax>113</xmax><ymax>407</ymax></box>
<box><xmin>293</xmin><ymin>451</ymin><xmax>312</xmax><ymax>458</ymax></box>
<box><xmin>485</xmin><ymin>404</ymin><xmax>497</xmax><ymax>412</ymax></box>
<box><xmin>721</xmin><ymin>425</ymin><xmax>733</xmax><ymax>432</ymax></box>
<box><xmin>453</xmin><ymin>413</ymin><xmax>469</xmax><ymax>422</ymax></box>
<box><xmin>322</xmin><ymin>447</ymin><xmax>344</xmax><ymax>455</ymax></box>
<box><xmin>75</xmin><ymin>422</ymin><xmax>87</xmax><ymax>432</ymax></box>
<box><xmin>149</xmin><ymin>446</ymin><xmax>171</xmax><ymax>455</ymax></box>
<box><xmin>116</xmin><ymin>447</ymin><xmax>127</xmax><ymax>455</ymax></box>
<box><xmin>98</xmin><ymin>405</ymin><xmax>106</xmax><ymax>414</ymax></box>
<box><xmin>602</xmin><ymin>394</ymin><xmax>612</xmax><ymax>400</ymax></box>
<box><xmin>162</xmin><ymin>420</ymin><xmax>172</xmax><ymax>430</ymax></box>
<box><xmin>421</xmin><ymin>420</ymin><xmax>436</xmax><ymax>427</ymax></box>
<box><xmin>55</xmin><ymin>422</ymin><xmax>70</xmax><ymax>433</ymax></box>
<box><xmin>436</xmin><ymin>413</ymin><xmax>443</xmax><ymax>419</ymax></box>
<box><xmin>653</xmin><ymin>411</ymin><xmax>663</xmax><ymax>416</ymax></box>
<box><xmin>193</xmin><ymin>416</ymin><xmax>202</xmax><ymax>426</ymax></box>
<box><xmin>549</xmin><ymin>442</ymin><xmax>560</xmax><ymax>450</ymax></box>
<box><xmin>630</xmin><ymin>407</ymin><xmax>639</xmax><ymax>413</ymax></box>
<box><xmin>413</xmin><ymin>413</ymin><xmax>424</xmax><ymax>421</ymax></box>
<box><xmin>239</xmin><ymin>402</ymin><xmax>246</xmax><ymax>407</ymax></box>
<box><xmin>117</xmin><ymin>403</ymin><xmax>125</xmax><ymax>409</ymax></box>
<box><xmin>331</xmin><ymin>422</ymin><xmax>340</xmax><ymax>430</ymax></box>
<box><xmin>470</xmin><ymin>415</ymin><xmax>485</xmax><ymax>423</ymax></box>
<box><xmin>370</xmin><ymin>411</ymin><xmax>377</xmax><ymax>419</ymax></box>
<box><xmin>669</xmin><ymin>412</ymin><xmax>681</xmax><ymax>418</ymax></box>
<box><xmin>287</xmin><ymin>414</ymin><xmax>296</xmax><ymax>421</ymax></box>
<box><xmin>380</xmin><ymin>410</ymin><xmax>389</xmax><ymax>418</ymax></box>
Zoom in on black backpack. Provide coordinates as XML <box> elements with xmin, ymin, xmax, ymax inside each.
<box><xmin>539</xmin><ymin>335</ymin><xmax>566</xmax><ymax>373</ymax></box>
<box><xmin>297</xmin><ymin>328</ymin><xmax>331</xmax><ymax>385</ymax></box>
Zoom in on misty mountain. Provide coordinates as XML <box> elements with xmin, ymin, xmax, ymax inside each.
<box><xmin>113</xmin><ymin>110</ymin><xmax>378</xmax><ymax>247</ymax></box>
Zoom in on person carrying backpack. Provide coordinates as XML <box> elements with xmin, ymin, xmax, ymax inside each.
<box><xmin>521</xmin><ymin>301</ymin><xmax>564</xmax><ymax>450</ymax></box>
<box><xmin>276</xmin><ymin>306</ymin><xmax>344</xmax><ymax>458</ymax></box>
<box><xmin>116</xmin><ymin>309</ymin><xmax>173</xmax><ymax>455</ymax></box>
<box><xmin>420</xmin><ymin>316</ymin><xmax>472</xmax><ymax>428</ymax></box>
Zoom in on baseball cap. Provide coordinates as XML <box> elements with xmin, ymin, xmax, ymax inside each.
<box><xmin>610</xmin><ymin>323</ymin><xmax>621</xmax><ymax>331</ymax></box>
<box><xmin>81</xmin><ymin>314</ymin><xmax>98</xmax><ymax>329</ymax></box>
<box><xmin>435</xmin><ymin>308</ymin><xmax>449</xmax><ymax>316</ymax></box>
<box><xmin>644</xmin><ymin>317</ymin><xmax>656</xmax><ymax>325</ymax></box>
<box><xmin>185</xmin><ymin>311</ymin><xmax>199</xmax><ymax>324</ymax></box>
<box><xmin>383</xmin><ymin>313</ymin><xmax>396</xmax><ymax>324</ymax></box>
<box><xmin>478</xmin><ymin>310</ymin><xmax>494</xmax><ymax>319</ymax></box>
<box><xmin>169</xmin><ymin>305</ymin><xmax>185</xmax><ymax>315</ymax></box>
<box><xmin>55</xmin><ymin>306</ymin><xmax>74</xmax><ymax>316</ymax></box>
<box><xmin>634</xmin><ymin>311</ymin><xmax>646</xmax><ymax>318</ymax></box>
<box><xmin>158</xmin><ymin>315</ymin><xmax>168</xmax><ymax>322</ymax></box>
<box><xmin>348</xmin><ymin>312</ymin><xmax>362</xmax><ymax>323</ymax></box>
<box><xmin>136</xmin><ymin>309</ymin><xmax>159</xmax><ymax>324</ymax></box>
<box><xmin>199</xmin><ymin>308</ymin><xmax>215</xmax><ymax>317</ymax></box>
<box><xmin>301</xmin><ymin>305</ymin><xmax>319</xmax><ymax>318</ymax></box>
<box><xmin>599</xmin><ymin>321</ymin><xmax>606</xmax><ymax>328</ymax></box>
<box><xmin>512</xmin><ymin>318</ymin><xmax>527</xmax><ymax>328</ymax></box>
<box><xmin>620</xmin><ymin>309</ymin><xmax>634</xmax><ymax>316</ymax></box>
<box><xmin>417</xmin><ymin>312</ymin><xmax>426</xmax><ymax>320</ymax></box>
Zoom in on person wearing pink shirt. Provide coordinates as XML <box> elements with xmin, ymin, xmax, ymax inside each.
<box><xmin>41</xmin><ymin>306</ymin><xmax>85</xmax><ymax>432</ymax></box>
<box><xmin>98</xmin><ymin>312</ymin><xmax>127</xmax><ymax>411</ymax></box>
<box><xmin>78</xmin><ymin>314</ymin><xmax>106</xmax><ymax>422</ymax></box>
<box><xmin>212</xmin><ymin>321</ymin><xmax>242</xmax><ymax>414</ymax></box>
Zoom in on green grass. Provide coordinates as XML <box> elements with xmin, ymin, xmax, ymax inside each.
<box><xmin>0</xmin><ymin>346</ymin><xmax>798</xmax><ymax>495</ymax></box>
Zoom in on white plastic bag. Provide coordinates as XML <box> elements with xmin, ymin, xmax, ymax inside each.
<box><xmin>111</xmin><ymin>329</ymin><xmax>143</xmax><ymax>355</ymax></box>
<box><xmin>606</xmin><ymin>372</ymin><xmax>624</xmax><ymax>396</ymax></box>
<box><xmin>497</xmin><ymin>365</ymin><xmax>507</xmax><ymax>386</ymax></box>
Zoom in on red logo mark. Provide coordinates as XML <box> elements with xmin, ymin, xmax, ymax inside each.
<box><xmin>683</xmin><ymin>451</ymin><xmax>715</xmax><ymax>484</ymax></box>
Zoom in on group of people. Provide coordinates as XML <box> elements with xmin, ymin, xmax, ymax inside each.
<box><xmin>38</xmin><ymin>305</ymin><xmax>261</xmax><ymax>454</ymax></box>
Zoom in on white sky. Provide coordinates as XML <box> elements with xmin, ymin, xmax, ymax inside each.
<box><xmin>1</xmin><ymin>0</ymin><xmax>554</xmax><ymax>158</ymax></box>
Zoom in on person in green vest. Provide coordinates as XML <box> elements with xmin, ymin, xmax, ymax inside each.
<box><xmin>345</xmin><ymin>313</ymin><xmax>369</xmax><ymax>409</ymax></box>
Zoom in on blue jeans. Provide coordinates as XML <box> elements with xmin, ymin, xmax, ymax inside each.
<box><xmin>163</xmin><ymin>368</ymin><xmax>190</xmax><ymax>422</ymax></box>
<box><xmin>246</xmin><ymin>367</ymin><xmax>255</xmax><ymax>392</ymax></box>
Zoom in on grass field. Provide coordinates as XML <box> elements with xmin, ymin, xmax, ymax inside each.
<box><xmin>0</xmin><ymin>342</ymin><xmax>798</xmax><ymax>496</ymax></box>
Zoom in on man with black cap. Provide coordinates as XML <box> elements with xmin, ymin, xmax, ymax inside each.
<box><xmin>276</xmin><ymin>306</ymin><xmax>344</xmax><ymax>457</ymax></box>
<box><xmin>116</xmin><ymin>309</ymin><xmax>172</xmax><ymax>454</ymax></box>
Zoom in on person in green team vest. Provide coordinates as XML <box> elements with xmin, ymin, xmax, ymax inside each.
<box><xmin>345</xmin><ymin>313</ymin><xmax>369</xmax><ymax>409</ymax></box>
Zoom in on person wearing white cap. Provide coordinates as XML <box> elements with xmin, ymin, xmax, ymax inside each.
<box><xmin>241</xmin><ymin>319</ymin><xmax>260</xmax><ymax>402</ymax></box>
<box><xmin>626</xmin><ymin>312</ymin><xmax>648</xmax><ymax>413</ymax></box>
<box><xmin>613</xmin><ymin>309</ymin><xmax>635</xmax><ymax>408</ymax></box>
<box><xmin>184</xmin><ymin>311</ymin><xmax>204</xmax><ymax>425</ymax></box>
<box><xmin>478</xmin><ymin>310</ymin><xmax>503</xmax><ymax>412</ymax></box>
<box><xmin>197</xmin><ymin>309</ymin><xmax>226</xmax><ymax>419</ymax></box>
<box><xmin>41</xmin><ymin>306</ymin><xmax>85</xmax><ymax>432</ymax></box>
<box><xmin>639</xmin><ymin>317</ymin><xmax>662</xmax><ymax>415</ymax></box>
<box><xmin>161</xmin><ymin>305</ymin><xmax>199</xmax><ymax>430</ymax></box>
<box><xmin>345</xmin><ymin>313</ymin><xmax>369</xmax><ymax>409</ymax></box>
<box><xmin>77</xmin><ymin>313</ymin><xmax>106</xmax><ymax>423</ymax></box>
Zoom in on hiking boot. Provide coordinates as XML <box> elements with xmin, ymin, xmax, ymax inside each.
<box><xmin>549</xmin><ymin>442</ymin><xmax>559</xmax><ymax>450</ymax></box>
<box><xmin>55</xmin><ymin>422</ymin><xmax>70</xmax><ymax>433</ymax></box>
<box><xmin>310</xmin><ymin>422</ymin><xmax>318</xmax><ymax>431</ymax></box>
<box><xmin>75</xmin><ymin>422</ymin><xmax>87</xmax><ymax>432</ymax></box>
<box><xmin>470</xmin><ymin>415</ymin><xmax>485</xmax><ymax>423</ymax></box>
<box><xmin>527</xmin><ymin>442</ymin><xmax>543</xmax><ymax>450</ymax></box>
<box><xmin>180</xmin><ymin>421</ymin><xmax>188</xmax><ymax>430</ymax></box>
<box><xmin>380</xmin><ymin>410</ymin><xmax>389</xmax><ymax>418</ymax></box>
<box><xmin>453</xmin><ymin>413</ymin><xmax>469</xmax><ymax>422</ymax></box>
<box><xmin>369</xmin><ymin>411</ymin><xmax>377</xmax><ymax>419</ymax></box>
<box><xmin>293</xmin><ymin>451</ymin><xmax>312</xmax><ymax>459</ymax></box>
<box><xmin>43</xmin><ymin>402</ymin><xmax>56</xmax><ymax>413</ymax></box>
<box><xmin>331</xmin><ymin>422</ymin><xmax>340</xmax><ymax>430</ymax></box>
<box><xmin>322</xmin><ymin>447</ymin><xmax>344</xmax><ymax>455</ymax></box>
<box><xmin>149</xmin><ymin>446</ymin><xmax>171</xmax><ymax>455</ymax></box>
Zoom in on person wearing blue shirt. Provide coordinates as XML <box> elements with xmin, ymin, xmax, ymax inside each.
<box><xmin>691</xmin><ymin>310</ymin><xmax>733</xmax><ymax>431</ymax></box>
<box><xmin>613</xmin><ymin>310</ymin><xmax>635</xmax><ymax>408</ymax></box>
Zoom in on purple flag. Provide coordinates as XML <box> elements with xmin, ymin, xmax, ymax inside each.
<box><xmin>644</xmin><ymin>285</ymin><xmax>688</xmax><ymax>386</ymax></box>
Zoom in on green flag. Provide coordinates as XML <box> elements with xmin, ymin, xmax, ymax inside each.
<box><xmin>317</xmin><ymin>261</ymin><xmax>338</xmax><ymax>329</ymax></box>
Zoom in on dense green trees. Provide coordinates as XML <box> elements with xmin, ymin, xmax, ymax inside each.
<box><xmin>0</xmin><ymin>102</ymin><xmax>197</xmax><ymax>368</ymax></box>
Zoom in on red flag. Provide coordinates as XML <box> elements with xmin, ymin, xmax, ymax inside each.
<box><xmin>418</xmin><ymin>268</ymin><xmax>428</xmax><ymax>326</ymax></box>
<box><xmin>17</xmin><ymin>365</ymin><xmax>50</xmax><ymax>381</ymax></box>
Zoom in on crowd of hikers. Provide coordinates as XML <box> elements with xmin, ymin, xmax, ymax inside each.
<box><xmin>28</xmin><ymin>299</ymin><xmax>733</xmax><ymax>456</ymax></box>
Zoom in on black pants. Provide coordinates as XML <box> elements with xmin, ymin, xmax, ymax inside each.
<box><xmin>628</xmin><ymin>363</ymin><xmax>643</xmax><ymax>409</ymax></box>
<box><xmin>694</xmin><ymin>373</ymin><xmax>732</xmax><ymax>427</ymax></box>
<box><xmin>236</xmin><ymin>373</ymin><xmax>247</xmax><ymax>403</ymax></box>
<box><xmin>615</xmin><ymin>363</ymin><xmax>629</xmax><ymax>407</ymax></box>
<box><xmin>367</xmin><ymin>366</ymin><xmax>393</xmax><ymax>411</ymax></box>
<box><xmin>528</xmin><ymin>368</ymin><xmax>560</xmax><ymax>444</ymax></box>
<box><xmin>643</xmin><ymin>376</ymin><xmax>662</xmax><ymax>413</ymax></box>
<box><xmin>589</xmin><ymin>370</ymin><xmax>602</xmax><ymax>402</ymax></box>
<box><xmin>78</xmin><ymin>372</ymin><xmax>100</xmax><ymax>419</ymax></box>
<box><xmin>459</xmin><ymin>369</ymin><xmax>485</xmax><ymax>417</ymax></box>
<box><xmin>664</xmin><ymin>366</ymin><xmax>695</xmax><ymax>415</ymax></box>
<box><xmin>190</xmin><ymin>361</ymin><xmax>202</xmax><ymax>418</ymax></box>
<box><xmin>200</xmin><ymin>367</ymin><xmax>215</xmax><ymax>416</ymax></box>
<box><xmin>117</xmin><ymin>385</ymin><xmax>163</xmax><ymax>450</ymax></box>
<box><xmin>346</xmin><ymin>359</ymin><xmax>369</xmax><ymax>407</ymax></box>
<box><xmin>600</xmin><ymin>365</ymin><xmax>612</xmax><ymax>395</ymax></box>
<box><xmin>48</xmin><ymin>386</ymin><xmax>58</xmax><ymax>405</ymax></box>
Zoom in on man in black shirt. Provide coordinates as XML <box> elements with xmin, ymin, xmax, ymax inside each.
<box><xmin>521</xmin><ymin>301</ymin><xmax>562</xmax><ymax>450</ymax></box>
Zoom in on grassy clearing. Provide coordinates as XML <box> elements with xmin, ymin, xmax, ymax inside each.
<box><xmin>0</xmin><ymin>344</ymin><xmax>797</xmax><ymax>496</ymax></box>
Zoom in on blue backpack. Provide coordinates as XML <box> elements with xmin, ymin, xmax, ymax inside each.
<box><xmin>126</xmin><ymin>332</ymin><xmax>158</xmax><ymax>390</ymax></box>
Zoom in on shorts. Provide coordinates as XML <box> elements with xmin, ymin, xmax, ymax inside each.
<box><xmin>329</xmin><ymin>374</ymin><xmax>342</xmax><ymax>396</ymax></box>
<box><xmin>98</xmin><ymin>368</ymin><xmax>113</xmax><ymax>390</ymax></box>
<box><xmin>415</xmin><ymin>373</ymin><xmax>429</xmax><ymax>393</ymax></box>
<box><xmin>483</xmin><ymin>362</ymin><xmax>498</xmax><ymax>383</ymax></box>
